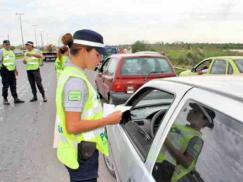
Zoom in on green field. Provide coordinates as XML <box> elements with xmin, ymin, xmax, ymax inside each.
<box><xmin>131</xmin><ymin>41</ymin><xmax>243</xmax><ymax>72</ymax></box>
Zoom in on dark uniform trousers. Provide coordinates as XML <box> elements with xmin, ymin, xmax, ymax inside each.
<box><xmin>27</xmin><ymin>69</ymin><xmax>45</xmax><ymax>97</ymax></box>
<box><xmin>1</xmin><ymin>68</ymin><xmax>18</xmax><ymax>99</ymax></box>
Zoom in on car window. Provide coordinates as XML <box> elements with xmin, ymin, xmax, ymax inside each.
<box><xmin>122</xmin><ymin>88</ymin><xmax>174</xmax><ymax>161</ymax></box>
<box><xmin>107</xmin><ymin>58</ymin><xmax>119</xmax><ymax>75</ymax></box>
<box><xmin>195</xmin><ymin>60</ymin><xmax>212</xmax><ymax>73</ymax></box>
<box><xmin>120</xmin><ymin>57</ymin><xmax>173</xmax><ymax>76</ymax></box>
<box><xmin>210</xmin><ymin>59</ymin><xmax>226</xmax><ymax>74</ymax></box>
<box><xmin>105</xmin><ymin>47</ymin><xmax>118</xmax><ymax>55</ymax></box>
<box><xmin>152</xmin><ymin>101</ymin><xmax>243</xmax><ymax>182</ymax></box>
<box><xmin>101</xmin><ymin>58</ymin><xmax>110</xmax><ymax>73</ymax></box>
<box><xmin>227</xmin><ymin>63</ymin><xmax>233</xmax><ymax>74</ymax></box>
<box><xmin>234</xmin><ymin>59</ymin><xmax>243</xmax><ymax>73</ymax></box>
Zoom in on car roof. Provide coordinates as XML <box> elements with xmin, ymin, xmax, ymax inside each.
<box><xmin>205</xmin><ymin>56</ymin><xmax>243</xmax><ymax>60</ymax></box>
<box><xmin>135</xmin><ymin>51</ymin><xmax>162</xmax><ymax>55</ymax></box>
<box><xmin>164</xmin><ymin>75</ymin><xmax>243</xmax><ymax>101</ymax></box>
<box><xmin>110</xmin><ymin>53</ymin><xmax>166</xmax><ymax>59</ymax></box>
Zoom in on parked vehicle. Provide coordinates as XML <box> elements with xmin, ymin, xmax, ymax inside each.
<box><xmin>105</xmin><ymin>75</ymin><xmax>243</xmax><ymax>182</ymax></box>
<box><xmin>43</xmin><ymin>44</ymin><xmax>57</xmax><ymax>62</ymax></box>
<box><xmin>96</xmin><ymin>53</ymin><xmax>176</xmax><ymax>104</ymax></box>
<box><xmin>103</xmin><ymin>46</ymin><xmax>119</xmax><ymax>59</ymax></box>
<box><xmin>135</xmin><ymin>51</ymin><xmax>162</xmax><ymax>56</ymax></box>
<box><xmin>180</xmin><ymin>56</ymin><xmax>243</xmax><ymax>76</ymax></box>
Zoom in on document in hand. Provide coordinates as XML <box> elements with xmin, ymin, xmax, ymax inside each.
<box><xmin>103</xmin><ymin>103</ymin><xmax>131</xmax><ymax>117</ymax></box>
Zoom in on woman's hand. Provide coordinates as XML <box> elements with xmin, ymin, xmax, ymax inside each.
<box><xmin>105</xmin><ymin>111</ymin><xmax>122</xmax><ymax>125</ymax></box>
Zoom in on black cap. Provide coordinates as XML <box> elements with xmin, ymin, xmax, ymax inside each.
<box><xmin>73</xmin><ymin>29</ymin><xmax>106</xmax><ymax>55</ymax></box>
<box><xmin>25</xmin><ymin>41</ymin><xmax>34</xmax><ymax>47</ymax></box>
<box><xmin>3</xmin><ymin>40</ymin><xmax>10</xmax><ymax>44</ymax></box>
<box><xmin>189</xmin><ymin>103</ymin><xmax>215</xmax><ymax>129</ymax></box>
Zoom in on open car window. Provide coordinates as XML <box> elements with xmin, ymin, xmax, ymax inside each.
<box><xmin>122</xmin><ymin>88</ymin><xmax>175</xmax><ymax>161</ymax></box>
<box><xmin>152</xmin><ymin>101</ymin><xmax>243</xmax><ymax>182</ymax></box>
<box><xmin>195</xmin><ymin>60</ymin><xmax>212</xmax><ymax>73</ymax></box>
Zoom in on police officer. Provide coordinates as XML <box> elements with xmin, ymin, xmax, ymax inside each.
<box><xmin>0</xmin><ymin>40</ymin><xmax>24</xmax><ymax>105</ymax></box>
<box><xmin>55</xmin><ymin>46</ymin><xmax>69</xmax><ymax>79</ymax></box>
<box><xmin>56</xmin><ymin>29</ymin><xmax>122</xmax><ymax>182</ymax></box>
<box><xmin>23</xmin><ymin>41</ymin><xmax>47</xmax><ymax>102</ymax></box>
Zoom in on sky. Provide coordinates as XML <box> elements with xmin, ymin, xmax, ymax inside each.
<box><xmin>1</xmin><ymin>0</ymin><xmax>243</xmax><ymax>46</ymax></box>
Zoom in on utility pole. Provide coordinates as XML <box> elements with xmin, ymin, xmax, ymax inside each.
<box><xmin>40</xmin><ymin>30</ymin><xmax>44</xmax><ymax>48</ymax></box>
<box><xmin>16</xmin><ymin>13</ymin><xmax>24</xmax><ymax>49</ymax></box>
<box><xmin>32</xmin><ymin>25</ymin><xmax>38</xmax><ymax>47</ymax></box>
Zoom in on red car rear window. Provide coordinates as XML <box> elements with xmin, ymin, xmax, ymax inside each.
<box><xmin>120</xmin><ymin>57</ymin><xmax>173</xmax><ymax>76</ymax></box>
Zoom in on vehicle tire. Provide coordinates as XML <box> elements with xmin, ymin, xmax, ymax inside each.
<box><xmin>103</xmin><ymin>150</ymin><xmax>116</xmax><ymax>178</ymax></box>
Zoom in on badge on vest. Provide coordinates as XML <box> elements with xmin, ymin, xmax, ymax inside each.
<box><xmin>68</xmin><ymin>91</ymin><xmax>82</xmax><ymax>101</ymax></box>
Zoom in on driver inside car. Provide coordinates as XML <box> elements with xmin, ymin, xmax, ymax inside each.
<box><xmin>153</xmin><ymin>103</ymin><xmax>215</xmax><ymax>182</ymax></box>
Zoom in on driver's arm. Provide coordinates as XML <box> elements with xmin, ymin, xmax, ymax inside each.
<box><xmin>165</xmin><ymin>136</ymin><xmax>203</xmax><ymax>168</ymax></box>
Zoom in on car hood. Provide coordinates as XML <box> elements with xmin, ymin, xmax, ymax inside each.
<box><xmin>179</xmin><ymin>70</ymin><xmax>198</xmax><ymax>76</ymax></box>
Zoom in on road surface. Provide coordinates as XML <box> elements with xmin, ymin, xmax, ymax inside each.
<box><xmin>0</xmin><ymin>60</ymin><xmax>116</xmax><ymax>182</ymax></box>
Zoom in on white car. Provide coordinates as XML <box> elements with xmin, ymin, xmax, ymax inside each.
<box><xmin>105</xmin><ymin>75</ymin><xmax>243</xmax><ymax>182</ymax></box>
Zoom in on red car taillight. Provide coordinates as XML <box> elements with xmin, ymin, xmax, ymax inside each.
<box><xmin>112</xmin><ymin>81</ymin><xmax>124</xmax><ymax>92</ymax></box>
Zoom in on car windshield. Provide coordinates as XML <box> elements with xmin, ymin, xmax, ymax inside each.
<box><xmin>121</xmin><ymin>57</ymin><xmax>173</xmax><ymax>76</ymax></box>
<box><xmin>105</xmin><ymin>47</ymin><xmax>118</xmax><ymax>54</ymax></box>
<box><xmin>234</xmin><ymin>59</ymin><xmax>243</xmax><ymax>73</ymax></box>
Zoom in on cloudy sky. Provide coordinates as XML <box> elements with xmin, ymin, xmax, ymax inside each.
<box><xmin>1</xmin><ymin>0</ymin><xmax>243</xmax><ymax>46</ymax></box>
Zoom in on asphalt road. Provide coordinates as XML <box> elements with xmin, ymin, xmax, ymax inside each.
<box><xmin>0</xmin><ymin>61</ymin><xmax>116</xmax><ymax>182</ymax></box>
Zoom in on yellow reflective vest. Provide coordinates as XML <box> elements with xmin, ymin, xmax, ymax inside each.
<box><xmin>56</xmin><ymin>66</ymin><xmax>109</xmax><ymax>169</ymax></box>
<box><xmin>24</xmin><ymin>49</ymin><xmax>42</xmax><ymax>71</ymax></box>
<box><xmin>1</xmin><ymin>48</ymin><xmax>16</xmax><ymax>71</ymax></box>
<box><xmin>157</xmin><ymin>124</ymin><xmax>202</xmax><ymax>182</ymax></box>
<box><xmin>55</xmin><ymin>55</ymin><xmax>68</xmax><ymax>79</ymax></box>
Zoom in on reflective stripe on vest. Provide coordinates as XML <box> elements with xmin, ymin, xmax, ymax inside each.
<box><xmin>56</xmin><ymin>66</ymin><xmax>108</xmax><ymax>169</ymax></box>
<box><xmin>25</xmin><ymin>50</ymin><xmax>40</xmax><ymax>70</ymax></box>
<box><xmin>157</xmin><ymin>124</ymin><xmax>202</xmax><ymax>182</ymax></box>
<box><xmin>1</xmin><ymin>48</ymin><xmax>16</xmax><ymax>71</ymax></box>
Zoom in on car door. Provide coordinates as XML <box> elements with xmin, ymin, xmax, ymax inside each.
<box><xmin>107</xmin><ymin>80</ymin><xmax>191</xmax><ymax>182</ymax></box>
<box><xmin>146</xmin><ymin>87</ymin><xmax>243</xmax><ymax>182</ymax></box>
<box><xmin>96</xmin><ymin>58</ymin><xmax>110</xmax><ymax>98</ymax></box>
<box><xmin>209</xmin><ymin>59</ymin><xmax>227</xmax><ymax>74</ymax></box>
<box><xmin>102</xmin><ymin>57</ymin><xmax>119</xmax><ymax>101</ymax></box>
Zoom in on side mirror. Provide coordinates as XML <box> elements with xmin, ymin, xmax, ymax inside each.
<box><xmin>191</xmin><ymin>67</ymin><xmax>196</xmax><ymax>72</ymax></box>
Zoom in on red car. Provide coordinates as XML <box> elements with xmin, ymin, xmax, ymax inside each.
<box><xmin>96</xmin><ymin>53</ymin><xmax>176</xmax><ymax>104</ymax></box>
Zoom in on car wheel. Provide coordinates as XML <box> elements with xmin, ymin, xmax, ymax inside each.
<box><xmin>103</xmin><ymin>150</ymin><xmax>116</xmax><ymax>178</ymax></box>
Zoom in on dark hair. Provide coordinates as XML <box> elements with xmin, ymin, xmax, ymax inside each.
<box><xmin>57</xmin><ymin>46</ymin><xmax>69</xmax><ymax>60</ymax></box>
<box><xmin>61</xmin><ymin>33</ymin><xmax>93</xmax><ymax>56</ymax></box>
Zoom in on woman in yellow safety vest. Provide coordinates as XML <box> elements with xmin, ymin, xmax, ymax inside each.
<box><xmin>55</xmin><ymin>29</ymin><xmax>122</xmax><ymax>182</ymax></box>
<box><xmin>55</xmin><ymin>46</ymin><xmax>69</xmax><ymax>78</ymax></box>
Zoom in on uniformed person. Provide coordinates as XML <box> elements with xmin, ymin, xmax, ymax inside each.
<box><xmin>0</xmin><ymin>40</ymin><xmax>24</xmax><ymax>105</ymax></box>
<box><xmin>55</xmin><ymin>46</ymin><xmax>69</xmax><ymax>78</ymax></box>
<box><xmin>56</xmin><ymin>29</ymin><xmax>122</xmax><ymax>182</ymax></box>
<box><xmin>23</xmin><ymin>41</ymin><xmax>47</xmax><ymax>102</ymax></box>
<box><xmin>153</xmin><ymin>103</ymin><xmax>215</xmax><ymax>182</ymax></box>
